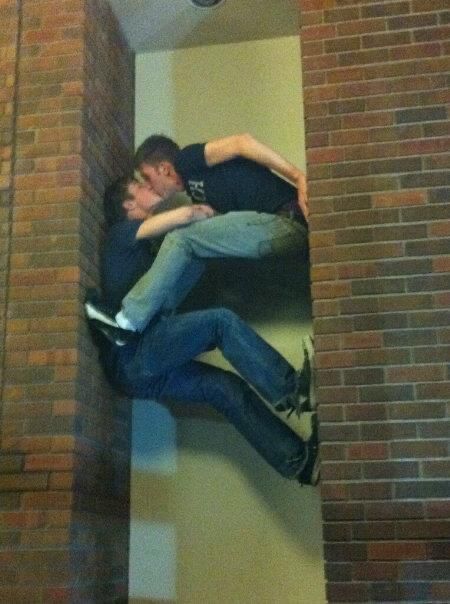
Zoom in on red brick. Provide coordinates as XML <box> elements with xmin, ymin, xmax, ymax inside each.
<box><xmin>320</xmin><ymin>483</ymin><xmax>348</xmax><ymax>500</ymax></box>
<box><xmin>426</xmin><ymin>501</ymin><xmax>450</xmax><ymax>519</ymax></box>
<box><xmin>323</xmin><ymin>524</ymin><xmax>352</xmax><ymax>542</ymax></box>
<box><xmin>430</xmin><ymin>582</ymin><xmax>450</xmax><ymax>604</ymax></box>
<box><xmin>353</xmin><ymin>561</ymin><xmax>399</xmax><ymax>581</ymax></box>
<box><xmin>352</xmin><ymin>521</ymin><xmax>398</xmax><ymax>542</ymax></box>
<box><xmin>48</xmin><ymin>472</ymin><xmax>74</xmax><ymax>490</ymax></box>
<box><xmin>386</xmin><ymin>365</ymin><xmax>446</xmax><ymax>383</ymax></box>
<box><xmin>345</xmin><ymin>403</ymin><xmax>387</xmax><ymax>422</ymax></box>
<box><xmin>348</xmin><ymin>442</ymin><xmax>389</xmax><ymax>460</ymax></box>
<box><xmin>325</xmin><ymin>542</ymin><xmax>368</xmax><ymax>562</ymax></box>
<box><xmin>303</xmin><ymin>53</ymin><xmax>339</xmax><ymax>72</ymax></box>
<box><xmin>391</xmin><ymin>441</ymin><xmax>448</xmax><ymax>459</ymax></box>
<box><xmin>389</xmin><ymin>402</ymin><xmax>446</xmax><ymax>420</ymax></box>
<box><xmin>368</xmin><ymin>541</ymin><xmax>427</xmax><ymax>561</ymax></box>
<box><xmin>302</xmin><ymin>23</ymin><xmax>337</xmax><ymax>42</ymax></box>
<box><xmin>24</xmin><ymin>454</ymin><xmax>75</xmax><ymax>472</ymax></box>
<box><xmin>319</xmin><ymin>404</ymin><xmax>344</xmax><ymax>422</ymax></box>
<box><xmin>328</xmin><ymin>65</ymin><xmax>366</xmax><ymax>84</ymax></box>
<box><xmin>0</xmin><ymin>473</ymin><xmax>48</xmax><ymax>492</ymax></box>
<box><xmin>365</xmin><ymin>501</ymin><xmax>425</xmax><ymax>520</ymax></box>
<box><xmin>301</xmin><ymin>0</ymin><xmax>334</xmax><ymax>12</ymax></box>
<box><xmin>315</xmin><ymin>337</ymin><xmax>356</xmax><ymax>362</ymax></box>
<box><xmin>372</xmin><ymin>190</ymin><xmax>427</xmax><ymax>208</ymax></box>
<box><xmin>342</xmin><ymin>332</ymin><xmax>383</xmax><ymax>350</ymax></box>
<box><xmin>327</xmin><ymin>582</ymin><xmax>369</xmax><ymax>603</ymax></box>
<box><xmin>0</xmin><ymin>511</ymin><xmax>46</xmax><ymax>529</ymax></box>
<box><xmin>21</xmin><ymin>490</ymin><xmax>73</xmax><ymax>511</ymax></box>
<box><xmin>320</xmin><ymin>443</ymin><xmax>347</xmax><ymax>461</ymax></box>
<box><xmin>312</xmin><ymin>281</ymin><xmax>351</xmax><ymax>299</ymax></box>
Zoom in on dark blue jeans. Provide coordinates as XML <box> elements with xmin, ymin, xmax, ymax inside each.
<box><xmin>112</xmin><ymin>308</ymin><xmax>306</xmax><ymax>479</ymax></box>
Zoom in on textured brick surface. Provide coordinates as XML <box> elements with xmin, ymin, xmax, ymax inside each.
<box><xmin>300</xmin><ymin>0</ymin><xmax>449</xmax><ymax>601</ymax></box>
<box><xmin>0</xmin><ymin>0</ymin><xmax>19</xmax><ymax>440</ymax></box>
<box><xmin>0</xmin><ymin>0</ymin><xmax>134</xmax><ymax>601</ymax></box>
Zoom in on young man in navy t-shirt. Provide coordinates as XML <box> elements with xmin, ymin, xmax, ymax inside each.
<box><xmin>106</xmin><ymin>133</ymin><xmax>310</xmax><ymax>333</ymax></box>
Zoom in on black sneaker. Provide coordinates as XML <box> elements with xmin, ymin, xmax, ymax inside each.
<box><xmin>295</xmin><ymin>335</ymin><xmax>315</xmax><ymax>415</ymax></box>
<box><xmin>89</xmin><ymin>318</ymin><xmax>137</xmax><ymax>347</ymax></box>
<box><xmin>297</xmin><ymin>414</ymin><xmax>320</xmax><ymax>486</ymax></box>
<box><xmin>273</xmin><ymin>336</ymin><xmax>315</xmax><ymax>418</ymax></box>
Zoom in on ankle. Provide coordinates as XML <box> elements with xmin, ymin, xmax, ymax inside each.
<box><xmin>115</xmin><ymin>311</ymin><xmax>137</xmax><ymax>331</ymax></box>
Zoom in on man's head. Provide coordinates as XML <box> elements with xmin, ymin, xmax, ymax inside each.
<box><xmin>134</xmin><ymin>135</ymin><xmax>184</xmax><ymax>199</ymax></box>
<box><xmin>103</xmin><ymin>176</ymin><xmax>163</xmax><ymax>227</ymax></box>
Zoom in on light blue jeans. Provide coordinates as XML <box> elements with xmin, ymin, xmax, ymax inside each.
<box><xmin>121</xmin><ymin>212</ymin><xmax>308</xmax><ymax>331</ymax></box>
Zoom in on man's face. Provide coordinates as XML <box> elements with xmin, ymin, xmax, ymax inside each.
<box><xmin>125</xmin><ymin>181</ymin><xmax>162</xmax><ymax>219</ymax></box>
<box><xmin>139</xmin><ymin>162</ymin><xmax>180</xmax><ymax>199</ymax></box>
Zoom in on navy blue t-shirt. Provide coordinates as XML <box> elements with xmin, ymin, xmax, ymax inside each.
<box><xmin>101</xmin><ymin>220</ymin><xmax>158</xmax><ymax>313</ymax></box>
<box><xmin>174</xmin><ymin>143</ymin><xmax>298</xmax><ymax>214</ymax></box>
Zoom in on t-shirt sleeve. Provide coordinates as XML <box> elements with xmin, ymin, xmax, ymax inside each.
<box><xmin>175</xmin><ymin>143</ymin><xmax>207</xmax><ymax>176</ymax></box>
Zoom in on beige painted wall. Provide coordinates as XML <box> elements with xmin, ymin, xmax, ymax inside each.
<box><xmin>136</xmin><ymin>36</ymin><xmax>305</xmax><ymax>168</ymax></box>
<box><xmin>130</xmin><ymin>35</ymin><xmax>325</xmax><ymax>604</ymax></box>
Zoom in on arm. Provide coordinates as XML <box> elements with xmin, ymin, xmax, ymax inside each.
<box><xmin>204</xmin><ymin>133</ymin><xmax>309</xmax><ymax>221</ymax></box>
<box><xmin>136</xmin><ymin>204</ymin><xmax>215</xmax><ymax>240</ymax></box>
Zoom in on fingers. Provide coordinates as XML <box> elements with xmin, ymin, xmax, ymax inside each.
<box><xmin>192</xmin><ymin>204</ymin><xmax>215</xmax><ymax>218</ymax></box>
<box><xmin>190</xmin><ymin>204</ymin><xmax>215</xmax><ymax>221</ymax></box>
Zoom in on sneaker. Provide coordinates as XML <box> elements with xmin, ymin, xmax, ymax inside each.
<box><xmin>89</xmin><ymin>318</ymin><xmax>137</xmax><ymax>347</ymax></box>
<box><xmin>297</xmin><ymin>414</ymin><xmax>320</xmax><ymax>486</ymax></box>
<box><xmin>85</xmin><ymin>299</ymin><xmax>121</xmax><ymax>329</ymax></box>
<box><xmin>295</xmin><ymin>335</ymin><xmax>316</xmax><ymax>414</ymax></box>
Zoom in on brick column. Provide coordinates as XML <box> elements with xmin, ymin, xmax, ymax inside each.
<box><xmin>299</xmin><ymin>0</ymin><xmax>449</xmax><ymax>602</ymax></box>
<box><xmin>0</xmin><ymin>1</ymin><xmax>134</xmax><ymax>601</ymax></box>
<box><xmin>0</xmin><ymin>1</ymin><xmax>19</xmax><ymax>429</ymax></box>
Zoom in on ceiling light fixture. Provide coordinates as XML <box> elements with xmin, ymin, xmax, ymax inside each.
<box><xmin>189</xmin><ymin>0</ymin><xmax>226</xmax><ymax>8</ymax></box>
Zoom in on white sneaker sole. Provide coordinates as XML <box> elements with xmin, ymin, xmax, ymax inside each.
<box><xmin>85</xmin><ymin>301</ymin><xmax>118</xmax><ymax>328</ymax></box>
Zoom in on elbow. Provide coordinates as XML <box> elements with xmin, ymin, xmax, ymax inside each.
<box><xmin>236</xmin><ymin>132</ymin><xmax>254</xmax><ymax>154</ymax></box>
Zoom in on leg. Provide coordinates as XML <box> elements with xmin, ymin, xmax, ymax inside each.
<box><xmin>121</xmin><ymin>212</ymin><xmax>307</xmax><ymax>331</ymax></box>
<box><xmin>119</xmin><ymin>358</ymin><xmax>307</xmax><ymax>480</ymax></box>
<box><xmin>126</xmin><ymin>308</ymin><xmax>298</xmax><ymax>409</ymax></box>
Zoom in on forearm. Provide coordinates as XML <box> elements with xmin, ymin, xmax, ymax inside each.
<box><xmin>240</xmin><ymin>134</ymin><xmax>305</xmax><ymax>184</ymax></box>
<box><xmin>136</xmin><ymin>205</ymin><xmax>215</xmax><ymax>240</ymax></box>
<box><xmin>205</xmin><ymin>133</ymin><xmax>309</xmax><ymax>220</ymax></box>
<box><xmin>247</xmin><ymin>135</ymin><xmax>309</xmax><ymax>222</ymax></box>
<box><xmin>136</xmin><ymin>207</ymin><xmax>195</xmax><ymax>239</ymax></box>
<box><xmin>205</xmin><ymin>133</ymin><xmax>305</xmax><ymax>184</ymax></box>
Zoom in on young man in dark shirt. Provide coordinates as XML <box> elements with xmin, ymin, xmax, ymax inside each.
<box><xmin>90</xmin><ymin>176</ymin><xmax>319</xmax><ymax>485</ymax></box>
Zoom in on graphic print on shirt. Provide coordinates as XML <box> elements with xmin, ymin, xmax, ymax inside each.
<box><xmin>188</xmin><ymin>179</ymin><xmax>206</xmax><ymax>203</ymax></box>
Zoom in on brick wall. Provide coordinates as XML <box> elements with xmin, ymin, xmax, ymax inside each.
<box><xmin>0</xmin><ymin>1</ymin><xmax>134</xmax><ymax>601</ymax></box>
<box><xmin>299</xmin><ymin>0</ymin><xmax>449</xmax><ymax>602</ymax></box>
<box><xmin>0</xmin><ymin>1</ymin><xmax>20</xmax><ymax>440</ymax></box>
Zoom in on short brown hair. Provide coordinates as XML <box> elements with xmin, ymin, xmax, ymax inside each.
<box><xmin>134</xmin><ymin>134</ymin><xmax>180</xmax><ymax>169</ymax></box>
<box><xmin>103</xmin><ymin>176</ymin><xmax>135</xmax><ymax>227</ymax></box>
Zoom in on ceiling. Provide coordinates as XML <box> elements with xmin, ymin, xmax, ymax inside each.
<box><xmin>107</xmin><ymin>0</ymin><xmax>300</xmax><ymax>53</ymax></box>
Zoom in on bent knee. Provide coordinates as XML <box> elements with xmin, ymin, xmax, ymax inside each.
<box><xmin>164</xmin><ymin>229</ymin><xmax>185</xmax><ymax>245</ymax></box>
<box><xmin>213</xmin><ymin>307</ymin><xmax>241</xmax><ymax>326</ymax></box>
<box><xmin>213</xmin><ymin>307</ymin><xmax>242</xmax><ymax>331</ymax></box>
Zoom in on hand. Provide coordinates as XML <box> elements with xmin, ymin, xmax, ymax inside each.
<box><xmin>297</xmin><ymin>172</ymin><xmax>309</xmax><ymax>222</ymax></box>
<box><xmin>189</xmin><ymin>204</ymin><xmax>216</xmax><ymax>222</ymax></box>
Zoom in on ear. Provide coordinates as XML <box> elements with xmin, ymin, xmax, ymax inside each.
<box><xmin>159</xmin><ymin>161</ymin><xmax>174</xmax><ymax>176</ymax></box>
<box><xmin>122</xmin><ymin>198</ymin><xmax>136</xmax><ymax>216</ymax></box>
<box><xmin>123</xmin><ymin>199</ymin><xmax>134</xmax><ymax>208</ymax></box>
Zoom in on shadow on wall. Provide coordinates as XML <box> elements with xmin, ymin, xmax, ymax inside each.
<box><xmin>180</xmin><ymin>253</ymin><xmax>312</xmax><ymax>324</ymax></box>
